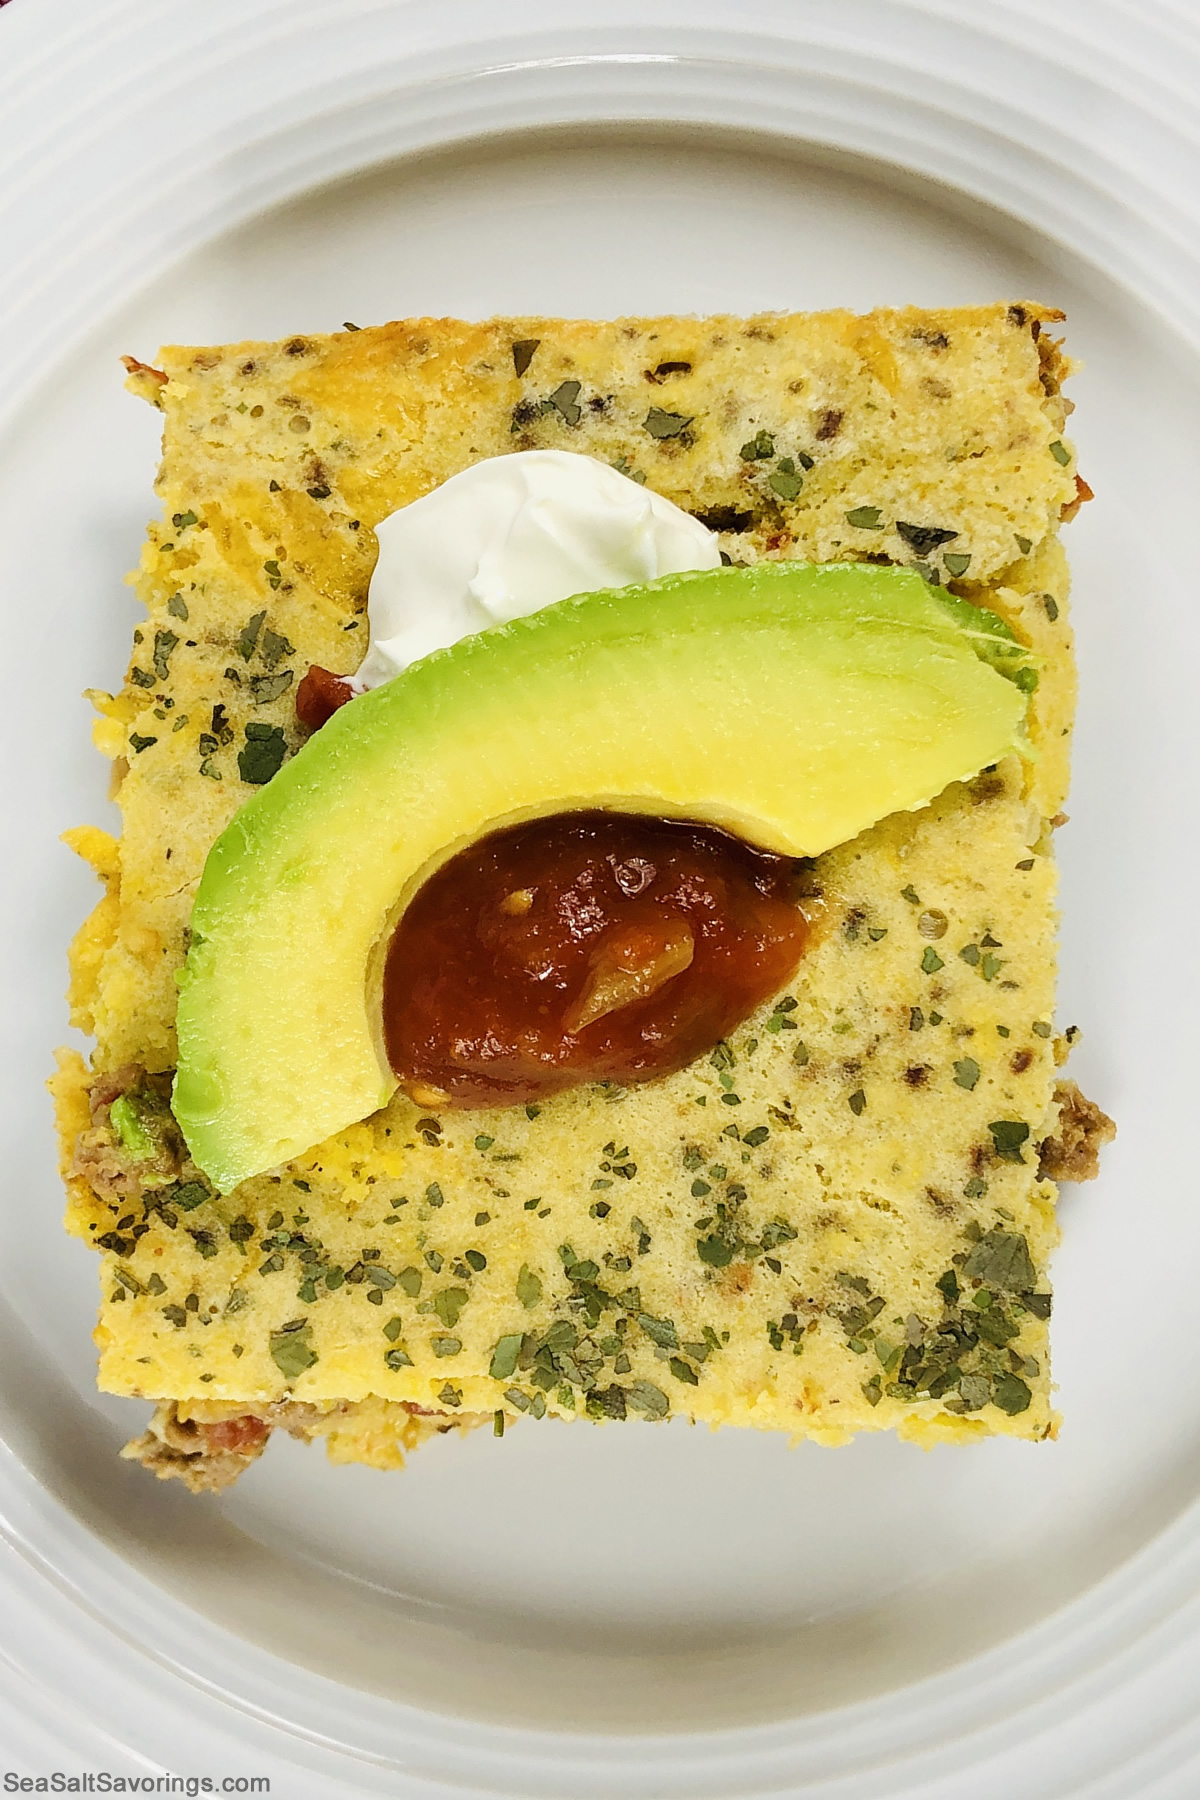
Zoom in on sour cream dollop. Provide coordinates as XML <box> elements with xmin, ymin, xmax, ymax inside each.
<box><xmin>354</xmin><ymin>450</ymin><xmax>721</xmax><ymax>688</ymax></box>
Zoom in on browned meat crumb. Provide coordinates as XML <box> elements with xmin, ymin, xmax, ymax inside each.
<box><xmin>1039</xmin><ymin>1079</ymin><xmax>1116</xmax><ymax>1183</ymax></box>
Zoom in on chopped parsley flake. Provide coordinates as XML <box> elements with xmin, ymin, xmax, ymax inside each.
<box><xmin>238</xmin><ymin>722</ymin><xmax>287</xmax><ymax>784</ymax></box>
<box><xmin>643</xmin><ymin>407</ymin><xmax>691</xmax><ymax>439</ymax></box>
<box><xmin>269</xmin><ymin>1321</ymin><xmax>317</xmax><ymax>1380</ymax></box>
<box><xmin>988</xmin><ymin>1119</ymin><xmax>1030</xmax><ymax>1163</ymax></box>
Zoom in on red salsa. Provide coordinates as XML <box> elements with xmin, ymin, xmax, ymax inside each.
<box><xmin>296</xmin><ymin>664</ymin><xmax>355</xmax><ymax>732</ymax></box>
<box><xmin>383</xmin><ymin>811</ymin><xmax>811</xmax><ymax>1108</ymax></box>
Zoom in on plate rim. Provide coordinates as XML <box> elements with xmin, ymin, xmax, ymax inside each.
<box><xmin>2</xmin><ymin>1</ymin><xmax>1199</xmax><ymax>1792</ymax></box>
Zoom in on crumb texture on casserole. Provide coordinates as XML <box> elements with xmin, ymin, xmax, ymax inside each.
<box><xmin>56</xmin><ymin>306</ymin><xmax>1088</xmax><ymax>1468</ymax></box>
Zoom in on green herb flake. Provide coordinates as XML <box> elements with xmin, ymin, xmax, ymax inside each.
<box><xmin>943</xmin><ymin>552</ymin><xmax>972</xmax><ymax>577</ymax></box>
<box><xmin>238</xmin><ymin>610</ymin><xmax>266</xmax><ymax>659</ymax></box>
<box><xmin>250</xmin><ymin>671</ymin><xmax>294</xmax><ymax>706</ymax></box>
<box><xmin>768</xmin><ymin>467</ymin><xmax>803</xmax><ymax>502</ymax></box>
<box><xmin>638</xmin><ymin>1313</ymin><xmax>678</xmax><ymax>1350</ymax></box>
<box><xmin>269</xmin><ymin>1321</ymin><xmax>318</xmax><ymax>1381</ymax></box>
<box><xmin>397</xmin><ymin>1265</ymin><xmax>422</xmax><ymax>1297</ymax></box>
<box><xmin>964</xmin><ymin>1228</ymin><xmax>1036</xmax><ymax>1291</ymax></box>
<box><xmin>896</xmin><ymin>521</ymin><xmax>958</xmax><ymax>556</ymax></box>
<box><xmin>512</xmin><ymin>338</ymin><xmax>540</xmax><ymax>376</ymax></box>
<box><xmin>259</xmin><ymin>627</ymin><xmax>294</xmax><ymax>670</ymax></box>
<box><xmin>432</xmin><ymin>1336</ymin><xmax>461</xmax><ymax>1358</ymax></box>
<box><xmin>166</xmin><ymin>592</ymin><xmax>189</xmax><ymax>621</ymax></box>
<box><xmin>669</xmin><ymin>1357</ymin><xmax>699</xmax><ymax>1386</ymax></box>
<box><xmin>848</xmin><ymin>1089</ymin><xmax>867</xmax><ymax>1117</ymax></box>
<box><xmin>953</xmin><ymin>1058</ymin><xmax>981</xmax><ymax>1091</ymax></box>
<box><xmin>433</xmin><ymin>1287</ymin><xmax>468</xmax><ymax>1329</ymax></box>
<box><xmin>846</xmin><ymin>505</ymin><xmax>883</xmax><ymax>529</ymax></box>
<box><xmin>957</xmin><ymin>1374</ymin><xmax>990</xmax><ymax>1413</ymax></box>
<box><xmin>547</xmin><ymin>379</ymin><xmax>582</xmax><ymax>426</ymax></box>
<box><xmin>1016</xmin><ymin>535</ymin><xmax>1033</xmax><ymax>555</ymax></box>
<box><xmin>384</xmin><ymin>1346</ymin><xmax>413</xmax><ymax>1369</ymax></box>
<box><xmin>1043</xmin><ymin>595</ymin><xmax>1060</xmax><ymax>622</ymax></box>
<box><xmin>1048</xmin><ymin>440</ymin><xmax>1071</xmax><ymax>466</ymax></box>
<box><xmin>129</xmin><ymin>733</ymin><xmax>157</xmax><ymax>755</ymax></box>
<box><xmin>171</xmin><ymin>510</ymin><xmax>198</xmax><ymax>532</ymax></box>
<box><xmin>1032</xmin><ymin>1021</ymin><xmax>1053</xmax><ymax>1038</ymax></box>
<box><xmin>489</xmin><ymin>1333</ymin><xmax>524</xmax><ymax>1380</ymax></box>
<box><xmin>988</xmin><ymin>1120</ymin><xmax>1030</xmax><ymax>1164</ymax></box>
<box><xmin>474</xmin><ymin>1134</ymin><xmax>494</xmax><ymax>1152</ymax></box>
<box><xmin>909</xmin><ymin>1007</ymin><xmax>925</xmax><ymax>1032</ymax></box>
<box><xmin>171</xmin><ymin>1180</ymin><xmax>210</xmax><ymax>1212</ymax></box>
<box><xmin>921</xmin><ymin>946</ymin><xmax>944</xmax><ymax>974</ymax></box>
<box><xmin>516</xmin><ymin>1264</ymin><xmax>542</xmax><ymax>1308</ymax></box>
<box><xmin>644</xmin><ymin>407</ymin><xmax>691</xmax><ymax>440</ymax></box>
<box><xmin>740</xmin><ymin>429</ymin><xmax>775</xmax><ymax>460</ymax></box>
<box><xmin>626</xmin><ymin>1380</ymin><xmax>670</xmax><ymax>1420</ymax></box>
<box><xmin>238</xmin><ymin>723</ymin><xmax>287</xmax><ymax>785</ymax></box>
<box><xmin>991</xmin><ymin>1372</ymin><xmax>1033</xmax><ymax>1415</ymax></box>
<box><xmin>697</xmin><ymin>1234</ymin><xmax>734</xmax><ymax>1269</ymax></box>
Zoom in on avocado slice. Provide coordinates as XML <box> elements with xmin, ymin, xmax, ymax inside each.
<box><xmin>174</xmin><ymin>562</ymin><xmax>1031</xmax><ymax>1190</ymax></box>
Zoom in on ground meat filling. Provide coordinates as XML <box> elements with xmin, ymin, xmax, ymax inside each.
<box><xmin>1039</xmin><ymin>1079</ymin><xmax>1116</xmax><ymax>1183</ymax></box>
<box><xmin>121</xmin><ymin>1402</ymin><xmax>281</xmax><ymax>1494</ymax></box>
<box><xmin>72</xmin><ymin>1065</ymin><xmax>187</xmax><ymax>1204</ymax></box>
<box><xmin>121</xmin><ymin>1399</ymin><xmax>471</xmax><ymax>1493</ymax></box>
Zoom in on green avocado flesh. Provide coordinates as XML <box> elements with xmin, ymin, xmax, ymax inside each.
<box><xmin>174</xmin><ymin>562</ymin><xmax>1030</xmax><ymax>1190</ymax></box>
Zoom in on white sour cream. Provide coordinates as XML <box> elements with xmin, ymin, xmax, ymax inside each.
<box><xmin>354</xmin><ymin>449</ymin><xmax>721</xmax><ymax>688</ymax></box>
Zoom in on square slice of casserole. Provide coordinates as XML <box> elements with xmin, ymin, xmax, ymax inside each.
<box><xmin>54</xmin><ymin>306</ymin><xmax>1112</xmax><ymax>1491</ymax></box>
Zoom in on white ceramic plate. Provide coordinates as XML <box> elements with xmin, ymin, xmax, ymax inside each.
<box><xmin>2</xmin><ymin>3</ymin><xmax>1200</xmax><ymax>1793</ymax></box>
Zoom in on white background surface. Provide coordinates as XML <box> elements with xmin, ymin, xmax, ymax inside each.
<box><xmin>1</xmin><ymin>3</ymin><xmax>1199</xmax><ymax>1795</ymax></box>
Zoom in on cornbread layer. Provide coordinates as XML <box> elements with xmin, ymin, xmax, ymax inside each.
<box><xmin>58</xmin><ymin>306</ymin><xmax>1081</xmax><ymax>1455</ymax></box>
